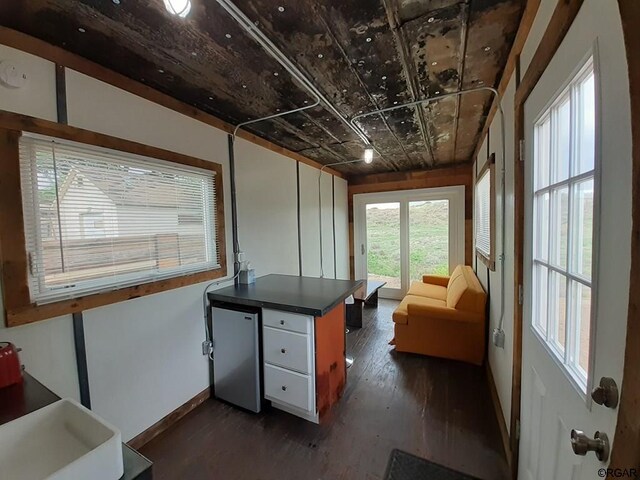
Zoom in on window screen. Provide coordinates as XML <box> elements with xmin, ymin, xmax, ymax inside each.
<box><xmin>475</xmin><ymin>167</ymin><xmax>492</xmax><ymax>260</ymax></box>
<box><xmin>19</xmin><ymin>133</ymin><xmax>219</xmax><ymax>304</ymax></box>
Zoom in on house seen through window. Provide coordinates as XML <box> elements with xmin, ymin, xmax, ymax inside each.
<box><xmin>19</xmin><ymin>133</ymin><xmax>219</xmax><ymax>304</ymax></box>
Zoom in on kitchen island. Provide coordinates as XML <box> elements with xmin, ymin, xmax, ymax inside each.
<box><xmin>208</xmin><ymin>274</ymin><xmax>362</xmax><ymax>423</ymax></box>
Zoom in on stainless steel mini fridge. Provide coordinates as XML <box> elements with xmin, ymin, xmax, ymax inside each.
<box><xmin>211</xmin><ymin>306</ymin><xmax>261</xmax><ymax>413</ymax></box>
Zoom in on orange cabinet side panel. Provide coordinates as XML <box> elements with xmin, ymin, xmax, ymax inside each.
<box><xmin>314</xmin><ymin>303</ymin><xmax>346</xmax><ymax>418</ymax></box>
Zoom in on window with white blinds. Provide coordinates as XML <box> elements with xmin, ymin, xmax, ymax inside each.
<box><xmin>19</xmin><ymin>133</ymin><xmax>219</xmax><ymax>304</ymax></box>
<box><xmin>475</xmin><ymin>166</ymin><xmax>493</xmax><ymax>262</ymax></box>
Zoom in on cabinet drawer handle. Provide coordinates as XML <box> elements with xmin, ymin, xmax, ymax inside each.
<box><xmin>281</xmin><ymin>348</ymin><xmax>286</xmax><ymax>354</ymax></box>
<box><xmin>280</xmin><ymin>320</ymin><xmax>285</xmax><ymax>325</ymax></box>
<box><xmin>281</xmin><ymin>385</ymin><xmax>287</xmax><ymax>391</ymax></box>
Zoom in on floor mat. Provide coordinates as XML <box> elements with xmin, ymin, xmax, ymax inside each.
<box><xmin>384</xmin><ymin>449</ymin><xmax>480</xmax><ymax>480</ymax></box>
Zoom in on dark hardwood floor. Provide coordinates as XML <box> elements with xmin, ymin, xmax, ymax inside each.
<box><xmin>140</xmin><ymin>299</ymin><xmax>509</xmax><ymax>480</ymax></box>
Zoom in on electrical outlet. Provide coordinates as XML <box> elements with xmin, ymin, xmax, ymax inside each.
<box><xmin>202</xmin><ymin>340</ymin><xmax>213</xmax><ymax>356</ymax></box>
<box><xmin>492</xmin><ymin>328</ymin><xmax>505</xmax><ymax>348</ymax></box>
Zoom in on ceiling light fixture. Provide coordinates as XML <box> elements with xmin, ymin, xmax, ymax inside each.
<box><xmin>163</xmin><ymin>0</ymin><xmax>191</xmax><ymax>18</ymax></box>
<box><xmin>278</xmin><ymin>6</ymin><xmax>285</xmax><ymax>12</ymax></box>
<box><xmin>363</xmin><ymin>147</ymin><xmax>374</xmax><ymax>164</ymax></box>
<box><xmin>78</xmin><ymin>27</ymin><xmax>86</xmax><ymax>33</ymax></box>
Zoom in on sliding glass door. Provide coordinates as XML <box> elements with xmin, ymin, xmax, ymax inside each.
<box><xmin>365</xmin><ymin>202</ymin><xmax>401</xmax><ymax>290</ymax></box>
<box><xmin>354</xmin><ymin>187</ymin><xmax>464</xmax><ymax>300</ymax></box>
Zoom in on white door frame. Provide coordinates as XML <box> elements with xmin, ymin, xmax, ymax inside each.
<box><xmin>353</xmin><ymin>185</ymin><xmax>465</xmax><ymax>299</ymax></box>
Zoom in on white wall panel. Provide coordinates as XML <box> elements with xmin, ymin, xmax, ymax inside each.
<box><xmin>334</xmin><ymin>177</ymin><xmax>350</xmax><ymax>280</ymax></box>
<box><xmin>320</xmin><ymin>172</ymin><xmax>335</xmax><ymax>278</ymax></box>
<box><xmin>234</xmin><ymin>138</ymin><xmax>299</xmax><ymax>277</ymax></box>
<box><xmin>83</xmin><ymin>283</ymin><xmax>208</xmax><ymax>441</ymax></box>
<box><xmin>299</xmin><ymin>163</ymin><xmax>321</xmax><ymax>277</ymax></box>
<box><xmin>0</xmin><ymin>44</ymin><xmax>57</xmax><ymax>121</ymax></box>
<box><xmin>0</xmin><ymin>45</ymin><xmax>78</xmax><ymax>400</ymax></box>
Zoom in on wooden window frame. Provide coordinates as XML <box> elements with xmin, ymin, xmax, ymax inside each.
<box><xmin>475</xmin><ymin>154</ymin><xmax>496</xmax><ymax>271</ymax></box>
<box><xmin>0</xmin><ymin>110</ymin><xmax>227</xmax><ymax>327</ymax></box>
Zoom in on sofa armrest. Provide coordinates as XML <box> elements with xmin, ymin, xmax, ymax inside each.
<box><xmin>407</xmin><ymin>303</ymin><xmax>484</xmax><ymax>324</ymax></box>
<box><xmin>422</xmin><ymin>274</ymin><xmax>449</xmax><ymax>287</ymax></box>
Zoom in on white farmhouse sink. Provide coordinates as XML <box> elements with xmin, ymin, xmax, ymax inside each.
<box><xmin>0</xmin><ymin>398</ymin><xmax>123</xmax><ymax>480</ymax></box>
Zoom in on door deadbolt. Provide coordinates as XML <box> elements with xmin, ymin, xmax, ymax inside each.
<box><xmin>571</xmin><ymin>429</ymin><xmax>610</xmax><ymax>462</ymax></box>
<box><xmin>591</xmin><ymin>377</ymin><xmax>619</xmax><ymax>409</ymax></box>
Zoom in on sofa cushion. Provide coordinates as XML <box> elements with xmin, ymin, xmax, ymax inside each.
<box><xmin>446</xmin><ymin>266</ymin><xmax>486</xmax><ymax>312</ymax></box>
<box><xmin>393</xmin><ymin>295</ymin><xmax>447</xmax><ymax>325</ymax></box>
<box><xmin>446</xmin><ymin>267</ymin><xmax>467</xmax><ymax>308</ymax></box>
<box><xmin>407</xmin><ymin>281</ymin><xmax>447</xmax><ymax>301</ymax></box>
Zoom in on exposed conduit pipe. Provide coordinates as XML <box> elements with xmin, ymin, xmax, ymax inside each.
<box><xmin>352</xmin><ymin>87</ymin><xmax>508</xmax><ymax>345</ymax></box>
<box><xmin>214</xmin><ymin>0</ymin><xmax>380</xmax><ymax>154</ymax></box>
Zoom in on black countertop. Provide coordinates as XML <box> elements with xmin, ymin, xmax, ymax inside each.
<box><xmin>0</xmin><ymin>372</ymin><xmax>152</xmax><ymax>480</ymax></box>
<box><xmin>208</xmin><ymin>274</ymin><xmax>363</xmax><ymax>317</ymax></box>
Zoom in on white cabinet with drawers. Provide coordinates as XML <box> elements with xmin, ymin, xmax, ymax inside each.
<box><xmin>261</xmin><ymin>308</ymin><xmax>318</xmax><ymax>423</ymax></box>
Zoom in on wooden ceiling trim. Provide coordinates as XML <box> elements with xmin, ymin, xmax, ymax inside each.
<box><xmin>0</xmin><ymin>26</ymin><xmax>346</xmax><ymax>179</ymax></box>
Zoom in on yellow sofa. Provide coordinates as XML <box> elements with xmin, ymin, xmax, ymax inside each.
<box><xmin>392</xmin><ymin>265</ymin><xmax>487</xmax><ymax>365</ymax></box>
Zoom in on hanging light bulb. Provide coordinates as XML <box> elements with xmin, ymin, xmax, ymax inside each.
<box><xmin>363</xmin><ymin>147</ymin><xmax>374</xmax><ymax>164</ymax></box>
<box><xmin>163</xmin><ymin>0</ymin><xmax>191</xmax><ymax>18</ymax></box>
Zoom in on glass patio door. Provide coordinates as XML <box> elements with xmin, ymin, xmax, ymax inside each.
<box><xmin>354</xmin><ymin>187</ymin><xmax>464</xmax><ymax>300</ymax></box>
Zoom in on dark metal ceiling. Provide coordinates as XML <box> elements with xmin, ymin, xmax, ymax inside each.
<box><xmin>0</xmin><ymin>0</ymin><xmax>525</xmax><ymax>176</ymax></box>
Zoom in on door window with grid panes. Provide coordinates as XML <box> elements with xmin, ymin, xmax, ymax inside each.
<box><xmin>532</xmin><ymin>57</ymin><xmax>596</xmax><ymax>392</ymax></box>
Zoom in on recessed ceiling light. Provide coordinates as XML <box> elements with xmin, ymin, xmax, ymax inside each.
<box><xmin>427</xmin><ymin>17</ymin><xmax>435</xmax><ymax>23</ymax></box>
<box><xmin>242</xmin><ymin>84</ymin><xmax>247</xmax><ymax>88</ymax></box>
<box><xmin>484</xmin><ymin>46</ymin><xmax>491</xmax><ymax>52</ymax></box>
<box><xmin>393</xmin><ymin>101</ymin><xmax>398</xmax><ymax>105</ymax></box>
<box><xmin>158</xmin><ymin>69</ymin><xmax>164</xmax><ymax>73</ymax></box>
<box><xmin>191</xmin><ymin>51</ymin><xmax>197</xmax><ymax>56</ymax></box>
<box><xmin>225</xmin><ymin>33</ymin><xmax>232</xmax><ymax>39</ymax></box>
<box><xmin>303</xmin><ymin>100</ymin><xmax>308</xmax><ymax>104</ymax></box>
<box><xmin>382</xmin><ymin>76</ymin><xmax>387</xmax><ymax>80</ymax></box>
<box><xmin>342</xmin><ymin>89</ymin><xmax>347</xmax><ymax>93</ymax></box>
<box><xmin>78</xmin><ymin>27</ymin><xmax>86</xmax><ymax>33</ymax></box>
<box><xmin>112</xmin><ymin>0</ymin><xmax>120</xmax><ymax>4</ymax></box>
<box><xmin>318</xmin><ymin>53</ymin><xmax>324</xmax><ymax>58</ymax></box>
<box><xmin>435</xmin><ymin>91</ymin><xmax>440</xmax><ymax>94</ymax></box>
<box><xmin>431</xmin><ymin>61</ymin><xmax>437</xmax><ymax>66</ymax></box>
<box><xmin>274</xmin><ymin>72</ymin><xmax>279</xmax><ymax>76</ymax></box>
<box><xmin>209</xmin><ymin>96</ymin><xmax>213</xmax><ymax>100</ymax></box>
<box><xmin>278</xmin><ymin>6</ymin><xmax>285</xmax><ymax>12</ymax></box>
<box><xmin>163</xmin><ymin>0</ymin><xmax>191</xmax><ymax>18</ymax></box>
<box><xmin>366</xmin><ymin>37</ymin><xmax>372</xmax><ymax>42</ymax></box>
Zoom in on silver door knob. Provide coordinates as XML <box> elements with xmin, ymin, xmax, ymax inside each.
<box><xmin>570</xmin><ymin>429</ymin><xmax>610</xmax><ymax>462</ymax></box>
<box><xmin>591</xmin><ymin>377</ymin><xmax>619</xmax><ymax>409</ymax></box>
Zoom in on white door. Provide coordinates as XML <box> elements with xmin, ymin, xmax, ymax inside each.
<box><xmin>353</xmin><ymin>186</ymin><xmax>465</xmax><ymax>299</ymax></box>
<box><xmin>519</xmin><ymin>2</ymin><xmax>632</xmax><ymax>479</ymax></box>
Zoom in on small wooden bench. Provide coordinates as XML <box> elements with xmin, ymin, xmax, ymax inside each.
<box><xmin>346</xmin><ymin>280</ymin><xmax>386</xmax><ymax>328</ymax></box>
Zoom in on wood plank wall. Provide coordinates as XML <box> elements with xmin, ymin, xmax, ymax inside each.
<box><xmin>347</xmin><ymin>165</ymin><xmax>473</xmax><ymax>280</ymax></box>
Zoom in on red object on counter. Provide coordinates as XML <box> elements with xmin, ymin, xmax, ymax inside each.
<box><xmin>0</xmin><ymin>343</ymin><xmax>23</xmax><ymax>389</ymax></box>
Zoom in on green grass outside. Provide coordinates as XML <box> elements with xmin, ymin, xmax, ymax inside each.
<box><xmin>366</xmin><ymin>200</ymin><xmax>449</xmax><ymax>285</ymax></box>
